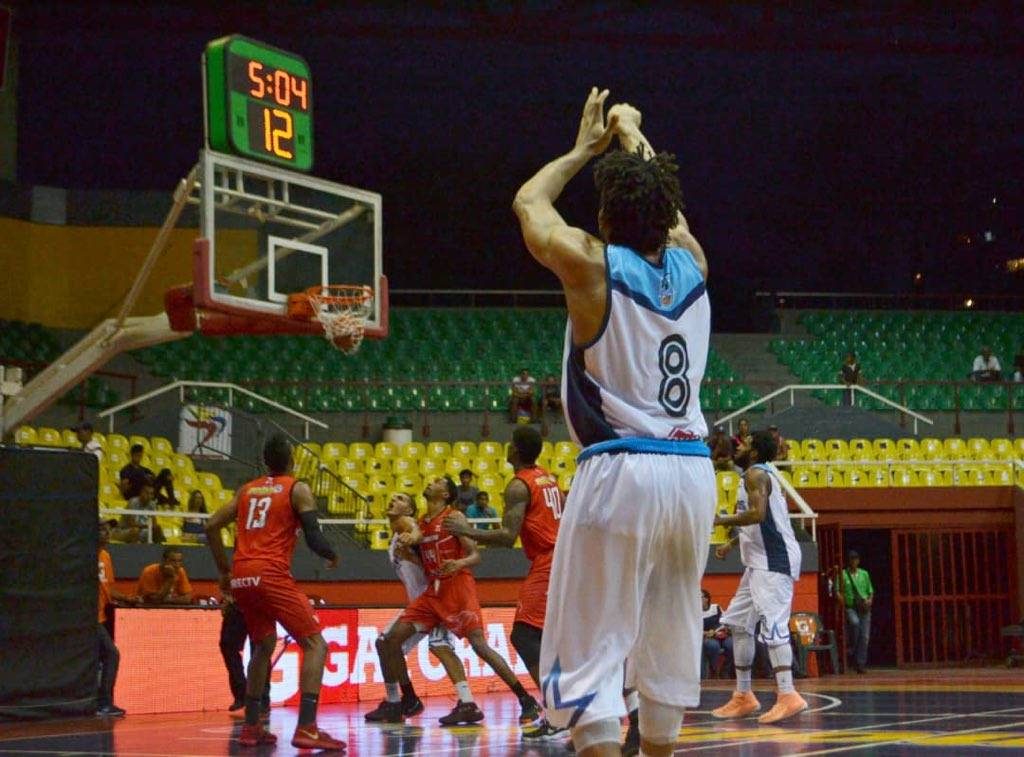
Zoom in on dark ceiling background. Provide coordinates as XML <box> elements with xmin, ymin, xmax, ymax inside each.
<box><xmin>13</xmin><ymin>3</ymin><xmax>1024</xmax><ymax>327</ymax></box>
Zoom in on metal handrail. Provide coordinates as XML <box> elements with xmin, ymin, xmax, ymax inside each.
<box><xmin>99</xmin><ymin>508</ymin><xmax>502</xmax><ymax>528</ymax></box>
<box><xmin>97</xmin><ymin>380</ymin><xmax>328</xmax><ymax>437</ymax></box>
<box><xmin>715</xmin><ymin>383</ymin><xmax>934</xmax><ymax>435</ymax></box>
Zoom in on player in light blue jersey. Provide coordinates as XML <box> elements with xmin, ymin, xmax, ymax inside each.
<box><xmin>713</xmin><ymin>429</ymin><xmax>807</xmax><ymax>725</ymax></box>
<box><xmin>513</xmin><ymin>90</ymin><xmax>716</xmax><ymax>757</ymax></box>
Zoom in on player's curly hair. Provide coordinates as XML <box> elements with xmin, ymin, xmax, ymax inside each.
<box><xmin>593</xmin><ymin>147</ymin><xmax>684</xmax><ymax>255</ymax></box>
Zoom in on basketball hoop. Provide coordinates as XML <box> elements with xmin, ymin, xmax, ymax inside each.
<box><xmin>303</xmin><ymin>285</ymin><xmax>373</xmax><ymax>354</ymax></box>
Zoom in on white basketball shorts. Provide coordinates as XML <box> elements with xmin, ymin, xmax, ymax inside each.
<box><xmin>539</xmin><ymin>452</ymin><xmax>716</xmax><ymax>729</ymax></box>
<box><xmin>382</xmin><ymin>611</ymin><xmax>454</xmax><ymax>655</ymax></box>
<box><xmin>719</xmin><ymin>567</ymin><xmax>795</xmax><ymax>647</ymax></box>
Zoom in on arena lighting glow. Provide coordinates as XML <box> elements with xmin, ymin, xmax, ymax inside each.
<box><xmin>963</xmin><ymin>298</ymin><xmax>975</xmax><ymax>309</ymax></box>
<box><xmin>1006</xmin><ymin>257</ymin><xmax>1024</xmax><ymax>273</ymax></box>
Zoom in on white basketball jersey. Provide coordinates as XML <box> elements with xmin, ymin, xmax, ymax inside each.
<box><xmin>562</xmin><ymin>244</ymin><xmax>710</xmax><ymax>461</ymax></box>
<box><xmin>735</xmin><ymin>464</ymin><xmax>802</xmax><ymax>579</ymax></box>
<box><xmin>389</xmin><ymin>533</ymin><xmax>428</xmax><ymax>601</ymax></box>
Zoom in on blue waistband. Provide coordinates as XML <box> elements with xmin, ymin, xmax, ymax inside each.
<box><xmin>577</xmin><ymin>437</ymin><xmax>711</xmax><ymax>462</ymax></box>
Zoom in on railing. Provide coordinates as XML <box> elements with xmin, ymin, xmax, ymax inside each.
<box><xmin>390</xmin><ymin>289</ymin><xmax>563</xmax><ymax>308</ymax></box>
<box><xmin>756</xmin><ymin>290</ymin><xmax>1024</xmax><ymax>312</ymax></box>
<box><xmin>716</xmin><ymin>383</ymin><xmax>935</xmax><ymax>435</ymax></box>
<box><xmin>768</xmin><ymin>462</ymin><xmax>819</xmax><ymax>542</ymax></box>
<box><xmin>97</xmin><ymin>380</ymin><xmax>329</xmax><ymax>438</ymax></box>
<box><xmin>772</xmin><ymin>457</ymin><xmax>1024</xmax><ymax>488</ymax></box>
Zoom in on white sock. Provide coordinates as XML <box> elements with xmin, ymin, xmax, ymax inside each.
<box><xmin>624</xmin><ymin>690</ymin><xmax>639</xmax><ymax>713</ymax></box>
<box><xmin>385</xmin><ymin>682</ymin><xmax>400</xmax><ymax>703</ymax></box>
<box><xmin>455</xmin><ymin>680</ymin><xmax>474</xmax><ymax>703</ymax></box>
<box><xmin>768</xmin><ymin>644</ymin><xmax>795</xmax><ymax>694</ymax></box>
<box><xmin>732</xmin><ymin>630</ymin><xmax>755</xmax><ymax>693</ymax></box>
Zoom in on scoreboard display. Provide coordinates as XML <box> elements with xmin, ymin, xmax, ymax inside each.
<box><xmin>204</xmin><ymin>35</ymin><xmax>313</xmax><ymax>171</ymax></box>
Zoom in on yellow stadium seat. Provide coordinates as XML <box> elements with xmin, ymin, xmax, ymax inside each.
<box><xmin>783</xmin><ymin>443</ymin><xmax>801</xmax><ymax>462</ymax></box>
<box><xmin>919</xmin><ymin>438</ymin><xmax>943</xmax><ymax>461</ymax></box>
<box><xmin>197</xmin><ymin>471</ymin><xmax>222</xmax><ymax>491</ymax></box>
<box><xmin>943</xmin><ymin>438</ymin><xmax>968</xmax><ymax>460</ymax></box>
<box><xmin>445</xmin><ymin>457</ymin><xmax>471</xmax><ymax>477</ymax></box>
<box><xmin>792</xmin><ymin>466</ymin><xmax>823</xmax><ymax>488</ymax></box>
<box><xmin>342</xmin><ymin>475</ymin><xmax>367</xmax><ymax>494</ymax></box>
<box><xmin>91</xmin><ymin>431</ymin><xmax>106</xmax><ymax>448</ymax></box>
<box><xmin>99</xmin><ymin>481</ymin><xmax>121</xmax><ymax>507</ymax></box>
<box><xmin>540</xmin><ymin>440</ymin><xmax>554</xmax><ymax>459</ymax></box>
<box><xmin>374</xmin><ymin>442</ymin><xmax>398</xmax><ymax>460</ymax></box>
<box><xmin>845</xmin><ymin>467</ymin><xmax>875</xmax><ymax>487</ymax></box>
<box><xmin>214</xmin><ymin>489</ymin><xmax>234</xmax><ymax>507</ymax></box>
<box><xmin>140</xmin><ymin>454</ymin><xmax>154</xmax><ymax>470</ymax></box>
<box><xmin>36</xmin><ymin>427</ymin><xmax>62</xmax><ymax>447</ymax></box>
<box><xmin>370</xmin><ymin>529</ymin><xmax>391</xmax><ymax>550</ymax></box>
<box><xmin>348</xmin><ymin>442</ymin><xmax>373</xmax><ymax>461</ymax></box>
<box><xmin>368</xmin><ymin>475</ymin><xmax>394</xmax><ymax>497</ymax></box>
<box><xmin>452</xmin><ymin>441</ymin><xmax>476</xmax><ymax>458</ymax></box>
<box><xmin>933</xmin><ymin>465</ymin><xmax>954</xmax><ymax>485</ymax></box>
<box><xmin>987</xmin><ymin>464</ymin><xmax>1014</xmax><ymax>485</ymax></box>
<box><xmin>395</xmin><ymin>474</ymin><xmax>422</xmax><ymax>494</ymax></box>
<box><xmin>296</xmin><ymin>441</ymin><xmax>321</xmax><ymax>458</ymax></box>
<box><xmin>824</xmin><ymin>439</ymin><xmax>849</xmax><ymax>461</ymax></box>
<box><xmin>392</xmin><ymin>458</ymin><xmax>416</xmax><ymax>476</ymax></box>
<box><xmin>62</xmin><ymin>429</ymin><xmax>81</xmax><ymax>448</ymax></box>
<box><xmin>872</xmin><ymin>438</ymin><xmax>896</xmax><ymax>461</ymax></box>
<box><xmin>107</xmin><ymin>433</ymin><xmax>129</xmax><ymax>453</ymax></box>
<box><xmin>178</xmin><ymin>472</ymin><xmax>198</xmax><ymax>491</ymax></box>
<box><xmin>823</xmin><ymin>467</ymin><xmax>846</xmax><ymax>487</ymax></box>
<box><xmin>848</xmin><ymin>439</ymin><xmax>873</xmax><ymax>461</ymax></box>
<box><xmin>554</xmin><ymin>440</ymin><xmax>579</xmax><ymax>458</ymax></box>
<box><xmin>988</xmin><ymin>439</ymin><xmax>1013</xmax><ymax>461</ymax></box>
<box><xmin>364</xmin><ymin>457</ymin><xmax>391</xmax><ymax>475</ymax></box>
<box><xmin>418</xmin><ymin>458</ymin><xmax>443</xmax><ymax>477</ymax></box>
<box><xmin>472</xmin><ymin>458</ymin><xmax>499</xmax><ymax>476</ymax></box>
<box><xmin>477</xmin><ymin>440</ymin><xmax>503</xmax><ymax>459</ymax></box>
<box><xmin>955</xmin><ymin>465</ymin><xmax>991</xmax><ymax>486</ymax></box>
<box><xmin>150</xmin><ymin>454</ymin><xmax>172</xmax><ymax>474</ymax></box>
<box><xmin>890</xmin><ymin>465</ymin><xmax>917</xmax><ymax>487</ymax></box>
<box><xmin>913</xmin><ymin>467</ymin><xmax>940</xmax><ymax>486</ymax></box>
<box><xmin>128</xmin><ymin>435</ymin><xmax>151</xmax><ymax>453</ymax></box>
<box><xmin>321</xmin><ymin>442</ymin><xmax>347</xmax><ymax>469</ymax></box>
<box><xmin>498</xmin><ymin>460</ymin><xmax>514</xmax><ymax>478</ymax></box>
<box><xmin>223</xmin><ymin>526</ymin><xmax>235</xmax><ymax>548</ymax></box>
<box><xmin>107</xmin><ymin>449</ymin><xmax>128</xmax><ymax>470</ymax></box>
<box><xmin>1016</xmin><ymin>467</ymin><xmax>1024</xmax><ymax>487</ymax></box>
<box><xmin>1014</xmin><ymin>439</ymin><xmax>1024</xmax><ymax>458</ymax></box>
<box><xmin>549</xmin><ymin>456</ymin><xmax>577</xmax><ymax>475</ymax></box>
<box><xmin>150</xmin><ymin>436</ymin><xmax>174</xmax><ymax>455</ymax></box>
<box><xmin>557</xmin><ymin>472</ymin><xmax>574</xmax><ymax>492</ymax></box>
<box><xmin>426</xmin><ymin>441</ymin><xmax>451</xmax><ymax>459</ymax></box>
<box><xmin>337</xmin><ymin>458</ymin><xmax>362</xmax><ymax>475</ymax></box>
<box><xmin>716</xmin><ymin>470</ymin><xmax>740</xmax><ymax>505</ymax></box>
<box><xmin>400</xmin><ymin>442</ymin><xmax>426</xmax><ymax>460</ymax></box>
<box><xmin>862</xmin><ymin>464</ymin><xmax>889</xmax><ymax>486</ymax></box>
<box><xmin>477</xmin><ymin>472</ymin><xmax>502</xmax><ymax>491</ymax></box>
<box><xmin>171</xmin><ymin>452</ymin><xmax>194</xmax><ymax>475</ymax></box>
<box><xmin>966</xmin><ymin>438</ymin><xmax>991</xmax><ymax>460</ymax></box>
<box><xmin>14</xmin><ymin>426</ymin><xmax>37</xmax><ymax>445</ymax></box>
<box><xmin>800</xmin><ymin>439</ymin><xmax>824</xmax><ymax>461</ymax></box>
<box><xmin>776</xmin><ymin>468</ymin><xmax>793</xmax><ymax>488</ymax></box>
<box><xmin>896</xmin><ymin>438</ymin><xmax>920</xmax><ymax>461</ymax></box>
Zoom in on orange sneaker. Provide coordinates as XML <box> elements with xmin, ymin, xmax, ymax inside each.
<box><xmin>291</xmin><ymin>723</ymin><xmax>346</xmax><ymax>751</ymax></box>
<box><xmin>711</xmin><ymin>690</ymin><xmax>761</xmax><ymax>719</ymax></box>
<box><xmin>757</xmin><ymin>692</ymin><xmax>808</xmax><ymax>725</ymax></box>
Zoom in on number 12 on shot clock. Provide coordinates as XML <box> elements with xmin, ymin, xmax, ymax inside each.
<box><xmin>204</xmin><ymin>35</ymin><xmax>314</xmax><ymax>171</ymax></box>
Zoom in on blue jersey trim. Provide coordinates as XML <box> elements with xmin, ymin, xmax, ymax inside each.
<box><xmin>564</xmin><ymin>346</ymin><xmax>618</xmax><ymax>448</ymax></box>
<box><xmin>750</xmin><ymin>464</ymin><xmax>791</xmax><ymax>576</ymax></box>
<box><xmin>578</xmin><ymin>437</ymin><xmax>710</xmax><ymax>462</ymax></box>
<box><xmin>606</xmin><ymin>244</ymin><xmax>706</xmax><ymax>321</ymax></box>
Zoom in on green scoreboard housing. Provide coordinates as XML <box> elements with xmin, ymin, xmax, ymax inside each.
<box><xmin>204</xmin><ymin>35</ymin><xmax>313</xmax><ymax>171</ymax></box>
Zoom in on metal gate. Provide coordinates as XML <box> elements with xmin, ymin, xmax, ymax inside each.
<box><xmin>892</xmin><ymin>528</ymin><xmax>1017</xmax><ymax>665</ymax></box>
<box><xmin>816</xmin><ymin>524</ymin><xmax>847</xmax><ymax>667</ymax></box>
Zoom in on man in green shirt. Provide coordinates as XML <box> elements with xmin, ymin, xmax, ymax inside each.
<box><xmin>840</xmin><ymin>550</ymin><xmax>874</xmax><ymax>673</ymax></box>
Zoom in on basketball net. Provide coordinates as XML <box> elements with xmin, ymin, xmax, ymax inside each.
<box><xmin>305</xmin><ymin>285</ymin><xmax>373</xmax><ymax>355</ymax></box>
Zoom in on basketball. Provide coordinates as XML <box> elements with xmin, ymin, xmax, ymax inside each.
<box><xmin>332</xmin><ymin>332</ymin><xmax>358</xmax><ymax>353</ymax></box>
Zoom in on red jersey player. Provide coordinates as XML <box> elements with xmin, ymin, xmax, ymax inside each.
<box><xmin>206</xmin><ymin>433</ymin><xmax>344</xmax><ymax>751</ymax></box>
<box><xmin>445</xmin><ymin>426</ymin><xmax>564</xmax><ymax>738</ymax></box>
<box><xmin>364</xmin><ymin>475</ymin><xmax>542</xmax><ymax>726</ymax></box>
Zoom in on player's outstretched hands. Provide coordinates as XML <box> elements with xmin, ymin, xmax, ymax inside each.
<box><xmin>608</xmin><ymin>103</ymin><xmax>641</xmax><ymax>131</ymax></box>
<box><xmin>574</xmin><ymin>87</ymin><xmax>618</xmax><ymax>157</ymax></box>
<box><xmin>715</xmin><ymin>542</ymin><xmax>732</xmax><ymax>560</ymax></box>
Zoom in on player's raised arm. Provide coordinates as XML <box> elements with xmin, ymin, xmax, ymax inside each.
<box><xmin>444</xmin><ymin>478</ymin><xmax>527</xmax><ymax>548</ymax></box>
<box><xmin>291</xmin><ymin>480</ymin><xmax>339</xmax><ymax>569</ymax></box>
<box><xmin>714</xmin><ymin>468</ymin><xmax>769</xmax><ymax>528</ymax></box>
<box><xmin>611</xmin><ymin>103</ymin><xmax>708</xmax><ymax>279</ymax></box>
<box><xmin>512</xmin><ymin>87</ymin><xmax>616</xmax><ymax>284</ymax></box>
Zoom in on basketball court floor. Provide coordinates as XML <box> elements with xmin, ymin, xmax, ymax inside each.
<box><xmin>2</xmin><ymin>669</ymin><xmax>1023</xmax><ymax>755</ymax></box>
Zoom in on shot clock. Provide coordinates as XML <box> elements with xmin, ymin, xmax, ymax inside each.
<box><xmin>204</xmin><ymin>35</ymin><xmax>313</xmax><ymax>171</ymax></box>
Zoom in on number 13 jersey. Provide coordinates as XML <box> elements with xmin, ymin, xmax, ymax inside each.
<box><xmin>562</xmin><ymin>244</ymin><xmax>710</xmax><ymax>461</ymax></box>
<box><xmin>234</xmin><ymin>474</ymin><xmax>299</xmax><ymax>573</ymax></box>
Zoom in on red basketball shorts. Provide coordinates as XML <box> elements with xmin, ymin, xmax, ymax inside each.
<box><xmin>401</xmin><ymin>571</ymin><xmax>483</xmax><ymax>638</ymax></box>
<box><xmin>230</xmin><ymin>561</ymin><xmax>321</xmax><ymax>643</ymax></box>
<box><xmin>515</xmin><ymin>550</ymin><xmax>553</xmax><ymax>629</ymax></box>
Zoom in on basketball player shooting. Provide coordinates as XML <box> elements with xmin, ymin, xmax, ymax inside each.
<box><xmin>205</xmin><ymin>433</ymin><xmax>345</xmax><ymax>751</ymax></box>
<box><xmin>513</xmin><ymin>89</ymin><xmax>716</xmax><ymax>756</ymax></box>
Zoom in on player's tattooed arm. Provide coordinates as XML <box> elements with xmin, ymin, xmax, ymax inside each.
<box><xmin>714</xmin><ymin>469</ymin><xmax>769</xmax><ymax>528</ymax></box>
<box><xmin>205</xmin><ymin>490</ymin><xmax>241</xmax><ymax>583</ymax></box>
<box><xmin>443</xmin><ymin>479</ymin><xmax>527</xmax><ymax>548</ymax></box>
<box><xmin>610</xmin><ymin>103</ymin><xmax>708</xmax><ymax>280</ymax></box>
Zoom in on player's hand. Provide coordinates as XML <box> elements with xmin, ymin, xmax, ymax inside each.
<box><xmin>608</xmin><ymin>103</ymin><xmax>641</xmax><ymax>131</ymax></box>
<box><xmin>439</xmin><ymin>559</ymin><xmax>461</xmax><ymax>576</ymax></box>
<box><xmin>715</xmin><ymin>543</ymin><xmax>732</xmax><ymax>560</ymax></box>
<box><xmin>396</xmin><ymin>532</ymin><xmax>416</xmax><ymax>547</ymax></box>
<box><xmin>574</xmin><ymin>87</ymin><xmax>618</xmax><ymax>157</ymax></box>
<box><xmin>325</xmin><ymin>554</ymin><xmax>340</xmax><ymax>571</ymax></box>
<box><xmin>442</xmin><ymin>516</ymin><xmax>467</xmax><ymax>536</ymax></box>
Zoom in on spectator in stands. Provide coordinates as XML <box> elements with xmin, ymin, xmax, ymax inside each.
<box><xmin>97</xmin><ymin>518</ymin><xmax>137</xmax><ymax>717</ymax></box>
<box><xmin>709</xmin><ymin>426</ymin><xmax>734</xmax><ymax>471</ymax></box>
<box><xmin>116</xmin><ymin>479</ymin><xmax>164</xmax><ymax>544</ymax></box>
<box><xmin>840</xmin><ymin>352</ymin><xmax>862</xmax><ymax>406</ymax></box>
<box><xmin>74</xmin><ymin>421</ymin><xmax>103</xmax><ymax>462</ymax></box>
<box><xmin>119</xmin><ymin>444</ymin><xmax>154</xmax><ymax>500</ymax></box>
<box><xmin>136</xmin><ymin>547</ymin><xmax>193</xmax><ymax>604</ymax></box>
<box><xmin>730</xmin><ymin>418</ymin><xmax>751</xmax><ymax>452</ymax></box>
<box><xmin>455</xmin><ymin>469</ymin><xmax>479</xmax><ymax>512</ymax></box>
<box><xmin>153</xmin><ymin>468</ymin><xmax>178</xmax><ymax>508</ymax></box>
<box><xmin>972</xmin><ymin>346</ymin><xmax>1002</xmax><ymax>382</ymax></box>
<box><xmin>541</xmin><ymin>375</ymin><xmax>562</xmax><ymax>415</ymax></box>
<box><xmin>1013</xmin><ymin>351</ymin><xmax>1024</xmax><ymax>382</ymax></box>
<box><xmin>840</xmin><ymin>549</ymin><xmax>874</xmax><ymax>673</ymax></box>
<box><xmin>509</xmin><ymin>368</ymin><xmax>537</xmax><ymax>422</ymax></box>
<box><xmin>701</xmin><ymin>588</ymin><xmax>733</xmax><ymax>678</ymax></box>
<box><xmin>182</xmin><ymin>490</ymin><xmax>208</xmax><ymax>544</ymax></box>
<box><xmin>466</xmin><ymin>490</ymin><xmax>498</xmax><ymax>530</ymax></box>
<box><xmin>769</xmin><ymin>425</ymin><xmax>790</xmax><ymax>462</ymax></box>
